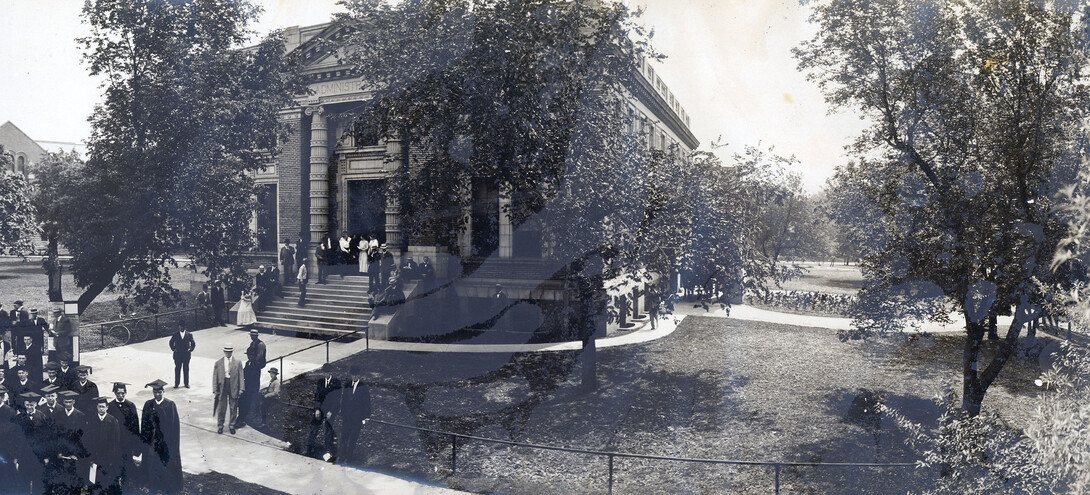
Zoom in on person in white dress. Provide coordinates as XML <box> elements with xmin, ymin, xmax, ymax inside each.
<box><xmin>237</xmin><ymin>288</ymin><xmax>258</xmax><ymax>327</ymax></box>
<box><xmin>357</xmin><ymin>235</ymin><xmax>370</xmax><ymax>274</ymax></box>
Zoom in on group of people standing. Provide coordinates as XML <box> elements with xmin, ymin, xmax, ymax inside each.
<box><xmin>306</xmin><ymin>364</ymin><xmax>371</xmax><ymax>466</ymax></box>
<box><xmin>1</xmin><ymin>366</ymin><xmax>182</xmax><ymax>494</ymax></box>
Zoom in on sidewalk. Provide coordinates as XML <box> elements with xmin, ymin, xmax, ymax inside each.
<box><xmin>78</xmin><ymin>326</ymin><xmax>463</xmax><ymax>495</ymax></box>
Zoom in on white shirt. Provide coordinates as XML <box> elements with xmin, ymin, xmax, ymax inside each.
<box><xmin>98</xmin><ymin>413</ymin><xmax>107</xmax><ymax>421</ymax></box>
<box><xmin>224</xmin><ymin>357</ymin><xmax>231</xmax><ymax>378</ymax></box>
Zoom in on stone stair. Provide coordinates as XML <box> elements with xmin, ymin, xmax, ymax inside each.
<box><xmin>260</xmin><ymin>275</ymin><xmax>372</xmax><ymax>338</ymax></box>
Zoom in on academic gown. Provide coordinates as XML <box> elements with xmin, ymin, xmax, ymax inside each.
<box><xmin>107</xmin><ymin>399</ymin><xmax>142</xmax><ymax>487</ymax></box>
<box><xmin>0</xmin><ymin>417</ymin><xmax>43</xmax><ymax>493</ymax></box>
<box><xmin>141</xmin><ymin>397</ymin><xmax>182</xmax><ymax>493</ymax></box>
<box><xmin>83</xmin><ymin>412</ymin><xmax>122</xmax><ymax>492</ymax></box>
<box><xmin>51</xmin><ymin>408</ymin><xmax>90</xmax><ymax>493</ymax></box>
<box><xmin>70</xmin><ymin>380</ymin><xmax>100</xmax><ymax>414</ymax></box>
<box><xmin>14</xmin><ymin>409</ymin><xmax>56</xmax><ymax>493</ymax></box>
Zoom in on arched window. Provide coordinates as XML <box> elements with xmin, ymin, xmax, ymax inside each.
<box><xmin>16</xmin><ymin>155</ymin><xmax>26</xmax><ymax>174</ymax></box>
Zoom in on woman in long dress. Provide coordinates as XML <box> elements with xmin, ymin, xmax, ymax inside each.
<box><xmin>357</xmin><ymin>235</ymin><xmax>370</xmax><ymax>274</ymax></box>
<box><xmin>237</xmin><ymin>288</ymin><xmax>258</xmax><ymax>328</ymax></box>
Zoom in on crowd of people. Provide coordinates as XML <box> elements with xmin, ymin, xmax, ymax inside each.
<box><xmin>0</xmin><ymin>299</ymin><xmax>184</xmax><ymax>494</ymax></box>
<box><xmin>743</xmin><ymin>289</ymin><xmax>858</xmax><ymax>315</ymax></box>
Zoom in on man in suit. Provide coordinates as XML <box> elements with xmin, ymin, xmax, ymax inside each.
<box><xmin>107</xmin><ymin>382</ymin><xmax>142</xmax><ymax>492</ymax></box>
<box><xmin>21</xmin><ymin>334</ymin><xmax>43</xmax><ymax>383</ymax></box>
<box><xmin>281</xmin><ymin>238</ymin><xmax>296</xmax><ymax>284</ymax></box>
<box><xmin>10</xmin><ymin>365</ymin><xmax>36</xmax><ymax>408</ymax></box>
<box><xmin>71</xmin><ymin>365</ymin><xmax>100</xmax><ymax>414</ymax></box>
<box><xmin>140</xmin><ymin>379</ymin><xmax>182</xmax><ymax>493</ymax></box>
<box><xmin>210</xmin><ymin>280</ymin><xmax>226</xmax><ymax>327</ymax></box>
<box><xmin>335</xmin><ymin>365</ymin><xmax>372</xmax><ymax>466</ymax></box>
<box><xmin>9</xmin><ymin>299</ymin><xmax>28</xmax><ymax>323</ymax></box>
<box><xmin>212</xmin><ymin>344</ymin><xmax>244</xmax><ymax>434</ymax></box>
<box><xmin>85</xmin><ymin>396</ymin><xmax>122</xmax><ymax>494</ymax></box>
<box><xmin>51</xmin><ymin>308</ymin><xmax>75</xmax><ymax>363</ymax></box>
<box><xmin>242</xmin><ymin>328</ymin><xmax>266</xmax><ymax>426</ymax></box>
<box><xmin>42</xmin><ymin>362</ymin><xmax>64</xmax><ymax>390</ymax></box>
<box><xmin>317</xmin><ymin>234</ymin><xmax>333</xmax><ymax>284</ymax></box>
<box><xmin>168</xmin><ymin>323</ymin><xmax>196</xmax><ymax>389</ymax></box>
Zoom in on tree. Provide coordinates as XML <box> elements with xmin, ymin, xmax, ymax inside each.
<box><xmin>0</xmin><ymin>145</ymin><xmax>39</xmax><ymax>255</ymax></box>
<box><xmin>65</xmin><ymin>0</ymin><xmax>303</xmax><ymax>313</ymax></box>
<box><xmin>29</xmin><ymin>150</ymin><xmax>83</xmax><ymax>302</ymax></box>
<box><xmin>796</xmin><ymin>0</ymin><xmax>1090</xmax><ymax>415</ymax></box>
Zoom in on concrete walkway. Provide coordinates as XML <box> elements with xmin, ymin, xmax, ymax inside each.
<box><xmin>79</xmin><ymin>326</ymin><xmax>462</xmax><ymax>495</ymax></box>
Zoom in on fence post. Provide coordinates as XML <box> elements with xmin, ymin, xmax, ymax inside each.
<box><xmin>154</xmin><ymin>315</ymin><xmax>159</xmax><ymax>338</ymax></box>
<box><xmin>607</xmin><ymin>454</ymin><xmax>614</xmax><ymax>495</ymax></box>
<box><xmin>325</xmin><ymin>341</ymin><xmax>330</xmax><ymax>363</ymax></box>
<box><xmin>774</xmin><ymin>464</ymin><xmax>780</xmax><ymax>495</ymax></box>
<box><xmin>279</xmin><ymin>357</ymin><xmax>284</xmax><ymax>387</ymax></box>
<box><xmin>100</xmin><ymin>324</ymin><xmax>105</xmax><ymax>347</ymax></box>
<box><xmin>366</xmin><ymin>326</ymin><xmax>369</xmax><ymax>351</ymax></box>
<box><xmin>192</xmin><ymin>309</ymin><xmax>196</xmax><ymax>331</ymax></box>
<box><xmin>450</xmin><ymin>434</ymin><xmax>457</xmax><ymax>475</ymax></box>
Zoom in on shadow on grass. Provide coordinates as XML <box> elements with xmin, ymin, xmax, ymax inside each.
<box><xmin>781</xmin><ymin>388</ymin><xmax>942</xmax><ymax>494</ymax></box>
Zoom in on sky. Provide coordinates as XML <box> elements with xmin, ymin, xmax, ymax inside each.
<box><xmin>0</xmin><ymin>0</ymin><xmax>866</xmax><ymax>193</ymax></box>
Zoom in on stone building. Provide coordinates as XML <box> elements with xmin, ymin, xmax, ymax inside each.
<box><xmin>250</xmin><ymin>22</ymin><xmax>698</xmax><ymax>339</ymax></box>
<box><xmin>0</xmin><ymin>121</ymin><xmax>46</xmax><ymax>175</ymax></box>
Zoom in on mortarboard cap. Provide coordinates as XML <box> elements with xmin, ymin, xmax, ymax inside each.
<box><xmin>145</xmin><ymin>379</ymin><xmax>168</xmax><ymax>390</ymax></box>
<box><xmin>112</xmin><ymin>382</ymin><xmax>129</xmax><ymax>392</ymax></box>
<box><xmin>19</xmin><ymin>392</ymin><xmax>40</xmax><ymax>402</ymax></box>
<box><xmin>76</xmin><ymin>365</ymin><xmax>92</xmax><ymax>373</ymax></box>
<box><xmin>94</xmin><ymin>396</ymin><xmax>111</xmax><ymax>404</ymax></box>
<box><xmin>58</xmin><ymin>390</ymin><xmax>79</xmax><ymax>399</ymax></box>
<box><xmin>40</xmin><ymin>385</ymin><xmax>60</xmax><ymax>394</ymax></box>
<box><xmin>44</xmin><ymin>362</ymin><xmax>60</xmax><ymax>371</ymax></box>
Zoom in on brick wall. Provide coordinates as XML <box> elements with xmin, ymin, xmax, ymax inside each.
<box><xmin>277</xmin><ymin>110</ymin><xmax>308</xmax><ymax>244</ymax></box>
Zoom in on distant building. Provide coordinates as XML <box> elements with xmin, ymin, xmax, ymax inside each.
<box><xmin>0</xmin><ymin>121</ymin><xmax>46</xmax><ymax>175</ymax></box>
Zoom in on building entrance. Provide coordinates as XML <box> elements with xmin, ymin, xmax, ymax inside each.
<box><xmin>256</xmin><ymin>184</ymin><xmax>278</xmax><ymax>251</ymax></box>
<box><xmin>347</xmin><ymin>179</ymin><xmax>386</xmax><ymax>242</ymax></box>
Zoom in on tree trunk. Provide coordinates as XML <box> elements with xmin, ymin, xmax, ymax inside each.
<box><xmin>76</xmin><ymin>277</ymin><xmax>112</xmax><ymax>316</ymax></box>
<box><xmin>962</xmin><ymin>320</ymin><xmax>987</xmax><ymax>417</ymax></box>
<box><xmin>44</xmin><ymin>234</ymin><xmax>63</xmax><ymax>302</ymax></box>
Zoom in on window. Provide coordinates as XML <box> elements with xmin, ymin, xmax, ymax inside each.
<box><xmin>16</xmin><ymin>155</ymin><xmax>25</xmax><ymax>174</ymax></box>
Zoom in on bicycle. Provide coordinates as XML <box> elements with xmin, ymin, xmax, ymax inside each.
<box><xmin>107</xmin><ymin>311</ymin><xmax>152</xmax><ymax>344</ymax></box>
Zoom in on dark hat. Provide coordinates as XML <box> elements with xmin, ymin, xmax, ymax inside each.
<box><xmin>94</xmin><ymin>396</ymin><xmax>111</xmax><ymax>404</ymax></box>
<box><xmin>44</xmin><ymin>362</ymin><xmax>60</xmax><ymax>371</ymax></box>
<box><xmin>145</xmin><ymin>379</ymin><xmax>168</xmax><ymax>390</ymax></box>
<box><xmin>40</xmin><ymin>385</ymin><xmax>60</xmax><ymax>394</ymax></box>
<box><xmin>58</xmin><ymin>390</ymin><xmax>79</xmax><ymax>400</ymax></box>
<box><xmin>268</xmin><ymin>367</ymin><xmax>278</xmax><ymax>374</ymax></box>
<box><xmin>29</xmin><ymin>308</ymin><xmax>38</xmax><ymax>313</ymax></box>
<box><xmin>76</xmin><ymin>365</ymin><xmax>92</xmax><ymax>373</ymax></box>
<box><xmin>57</xmin><ymin>352</ymin><xmax>71</xmax><ymax>362</ymax></box>
<box><xmin>112</xmin><ymin>382</ymin><xmax>129</xmax><ymax>392</ymax></box>
<box><xmin>13</xmin><ymin>300</ymin><xmax>23</xmax><ymax>306</ymax></box>
<box><xmin>19</xmin><ymin>392</ymin><xmax>40</xmax><ymax>402</ymax></box>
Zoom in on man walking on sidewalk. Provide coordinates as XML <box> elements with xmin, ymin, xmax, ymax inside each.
<box><xmin>212</xmin><ymin>344</ymin><xmax>243</xmax><ymax>434</ymax></box>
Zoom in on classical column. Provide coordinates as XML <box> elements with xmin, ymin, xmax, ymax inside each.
<box><xmin>498</xmin><ymin>183</ymin><xmax>513</xmax><ymax>258</ymax></box>
<box><xmin>307</xmin><ymin>106</ymin><xmax>329</xmax><ymax>244</ymax></box>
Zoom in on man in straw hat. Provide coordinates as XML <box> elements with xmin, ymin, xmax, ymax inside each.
<box><xmin>256</xmin><ymin>366</ymin><xmax>280</xmax><ymax>428</ymax></box>
<box><xmin>212</xmin><ymin>344</ymin><xmax>244</xmax><ymax>434</ymax></box>
<box><xmin>141</xmin><ymin>379</ymin><xmax>182</xmax><ymax>493</ymax></box>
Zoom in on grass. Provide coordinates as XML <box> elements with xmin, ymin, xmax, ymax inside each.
<box><xmin>777</xmin><ymin>262</ymin><xmax>863</xmax><ymax>295</ymax></box>
<box><xmin>256</xmin><ymin>315</ymin><xmax>1048</xmax><ymax>494</ymax></box>
<box><xmin>0</xmin><ymin>258</ymin><xmax>209</xmax><ymax>352</ymax></box>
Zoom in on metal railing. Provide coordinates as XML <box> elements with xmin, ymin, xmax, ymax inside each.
<box><xmin>365</xmin><ymin>419</ymin><xmax>915</xmax><ymax>494</ymax></box>
<box><xmin>267</xmin><ymin>327</ymin><xmax>367</xmax><ymax>388</ymax></box>
<box><xmin>89</xmin><ymin>302</ymin><xmax>236</xmax><ymax>349</ymax></box>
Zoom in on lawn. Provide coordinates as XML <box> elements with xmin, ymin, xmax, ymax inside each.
<box><xmin>0</xmin><ymin>258</ymin><xmax>209</xmax><ymax>352</ymax></box>
<box><xmin>256</xmin><ymin>314</ymin><xmax>1048</xmax><ymax>494</ymax></box>
<box><xmin>777</xmin><ymin>262</ymin><xmax>863</xmax><ymax>295</ymax></box>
